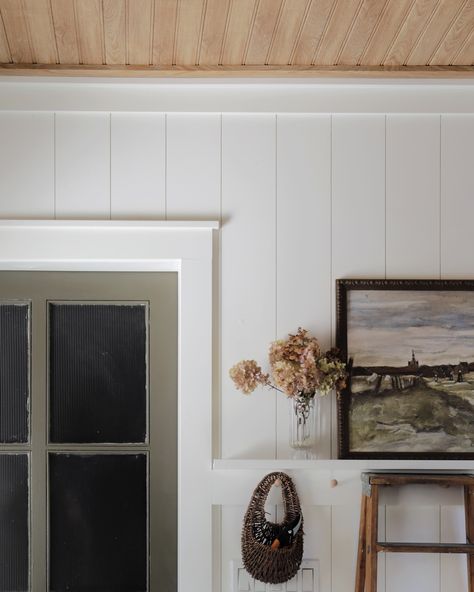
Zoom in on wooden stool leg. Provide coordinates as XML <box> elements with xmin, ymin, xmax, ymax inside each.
<box><xmin>355</xmin><ymin>494</ymin><xmax>368</xmax><ymax>592</ymax></box>
<box><xmin>365</xmin><ymin>484</ymin><xmax>379</xmax><ymax>592</ymax></box>
<box><xmin>465</xmin><ymin>485</ymin><xmax>474</xmax><ymax>592</ymax></box>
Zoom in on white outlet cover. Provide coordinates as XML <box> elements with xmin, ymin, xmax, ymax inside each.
<box><xmin>231</xmin><ymin>560</ymin><xmax>320</xmax><ymax>592</ymax></box>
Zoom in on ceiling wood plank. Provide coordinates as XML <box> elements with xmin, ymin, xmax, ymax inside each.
<box><xmin>314</xmin><ymin>0</ymin><xmax>364</xmax><ymax>65</ymax></box>
<box><xmin>244</xmin><ymin>0</ymin><xmax>284</xmax><ymax>65</ymax></box>
<box><xmin>360</xmin><ymin>0</ymin><xmax>414</xmax><ymax>66</ymax></box>
<box><xmin>266</xmin><ymin>0</ymin><xmax>309</xmax><ymax>65</ymax></box>
<box><xmin>406</xmin><ymin>0</ymin><xmax>467</xmax><ymax>65</ymax></box>
<box><xmin>175</xmin><ymin>0</ymin><xmax>206</xmax><ymax>65</ymax></box>
<box><xmin>1</xmin><ymin>62</ymin><xmax>473</xmax><ymax>77</ymax></box>
<box><xmin>452</xmin><ymin>28</ymin><xmax>474</xmax><ymax>64</ymax></box>
<box><xmin>0</xmin><ymin>0</ymin><xmax>33</xmax><ymax>63</ymax></box>
<box><xmin>198</xmin><ymin>0</ymin><xmax>230</xmax><ymax>65</ymax></box>
<box><xmin>74</xmin><ymin>0</ymin><xmax>104</xmax><ymax>65</ymax></box>
<box><xmin>50</xmin><ymin>0</ymin><xmax>80</xmax><ymax>64</ymax></box>
<box><xmin>220</xmin><ymin>0</ymin><xmax>256</xmax><ymax>65</ymax></box>
<box><xmin>338</xmin><ymin>0</ymin><xmax>389</xmax><ymax>65</ymax></box>
<box><xmin>383</xmin><ymin>0</ymin><xmax>440</xmax><ymax>66</ymax></box>
<box><xmin>127</xmin><ymin>0</ymin><xmax>153</xmax><ymax>65</ymax></box>
<box><xmin>291</xmin><ymin>0</ymin><xmax>335</xmax><ymax>65</ymax></box>
<box><xmin>430</xmin><ymin>0</ymin><xmax>474</xmax><ymax>64</ymax></box>
<box><xmin>22</xmin><ymin>0</ymin><xmax>58</xmax><ymax>63</ymax></box>
<box><xmin>103</xmin><ymin>0</ymin><xmax>126</xmax><ymax>65</ymax></box>
<box><xmin>153</xmin><ymin>0</ymin><xmax>178</xmax><ymax>65</ymax></box>
<box><xmin>0</xmin><ymin>10</ymin><xmax>11</xmax><ymax>62</ymax></box>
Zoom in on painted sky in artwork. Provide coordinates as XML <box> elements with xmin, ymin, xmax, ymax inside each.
<box><xmin>347</xmin><ymin>290</ymin><xmax>474</xmax><ymax>367</ymax></box>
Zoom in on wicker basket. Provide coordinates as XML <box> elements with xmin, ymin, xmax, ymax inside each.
<box><xmin>241</xmin><ymin>471</ymin><xmax>304</xmax><ymax>585</ymax></box>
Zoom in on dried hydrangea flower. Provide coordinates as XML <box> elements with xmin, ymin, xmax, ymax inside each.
<box><xmin>229</xmin><ymin>360</ymin><xmax>269</xmax><ymax>395</ymax></box>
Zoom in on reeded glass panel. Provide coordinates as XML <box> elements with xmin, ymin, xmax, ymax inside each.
<box><xmin>49</xmin><ymin>304</ymin><xmax>147</xmax><ymax>443</ymax></box>
<box><xmin>0</xmin><ymin>454</ymin><xmax>29</xmax><ymax>592</ymax></box>
<box><xmin>0</xmin><ymin>303</ymin><xmax>29</xmax><ymax>443</ymax></box>
<box><xmin>49</xmin><ymin>454</ymin><xmax>147</xmax><ymax>592</ymax></box>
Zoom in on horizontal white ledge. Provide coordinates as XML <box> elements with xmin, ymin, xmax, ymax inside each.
<box><xmin>0</xmin><ymin>219</ymin><xmax>219</xmax><ymax>230</ymax></box>
<box><xmin>213</xmin><ymin>459</ymin><xmax>474</xmax><ymax>471</ymax></box>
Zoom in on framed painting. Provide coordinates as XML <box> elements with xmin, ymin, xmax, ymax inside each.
<box><xmin>336</xmin><ymin>279</ymin><xmax>474</xmax><ymax>459</ymax></box>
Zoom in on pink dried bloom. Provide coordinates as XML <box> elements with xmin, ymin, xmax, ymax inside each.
<box><xmin>229</xmin><ymin>360</ymin><xmax>269</xmax><ymax>395</ymax></box>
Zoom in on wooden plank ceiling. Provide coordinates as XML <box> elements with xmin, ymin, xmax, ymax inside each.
<box><xmin>0</xmin><ymin>0</ymin><xmax>473</xmax><ymax>77</ymax></box>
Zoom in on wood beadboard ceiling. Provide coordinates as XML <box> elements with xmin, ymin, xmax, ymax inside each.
<box><xmin>0</xmin><ymin>0</ymin><xmax>473</xmax><ymax>78</ymax></box>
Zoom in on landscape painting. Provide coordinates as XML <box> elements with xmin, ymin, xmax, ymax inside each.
<box><xmin>336</xmin><ymin>280</ymin><xmax>474</xmax><ymax>459</ymax></box>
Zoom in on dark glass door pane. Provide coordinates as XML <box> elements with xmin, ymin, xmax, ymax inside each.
<box><xmin>49</xmin><ymin>454</ymin><xmax>147</xmax><ymax>592</ymax></box>
<box><xmin>0</xmin><ymin>304</ymin><xmax>29</xmax><ymax>443</ymax></box>
<box><xmin>49</xmin><ymin>304</ymin><xmax>147</xmax><ymax>443</ymax></box>
<box><xmin>0</xmin><ymin>454</ymin><xmax>29</xmax><ymax>592</ymax></box>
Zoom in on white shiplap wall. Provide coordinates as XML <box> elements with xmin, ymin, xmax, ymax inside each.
<box><xmin>0</xmin><ymin>86</ymin><xmax>473</xmax><ymax>592</ymax></box>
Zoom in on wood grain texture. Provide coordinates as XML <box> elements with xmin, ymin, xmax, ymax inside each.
<box><xmin>266</xmin><ymin>0</ymin><xmax>309</xmax><ymax>65</ymax></box>
<box><xmin>452</xmin><ymin>28</ymin><xmax>474</xmax><ymax>64</ymax></box>
<box><xmin>103</xmin><ymin>0</ymin><xmax>126</xmax><ymax>65</ymax></box>
<box><xmin>153</xmin><ymin>0</ymin><xmax>178</xmax><ymax>65</ymax></box>
<box><xmin>198</xmin><ymin>0</ymin><xmax>230</xmax><ymax>65</ymax></box>
<box><xmin>314</xmin><ymin>0</ymin><xmax>363</xmax><ymax>66</ymax></box>
<box><xmin>50</xmin><ymin>0</ymin><xmax>80</xmax><ymax>64</ymax></box>
<box><xmin>338</xmin><ymin>0</ymin><xmax>389</xmax><ymax>66</ymax></box>
<box><xmin>127</xmin><ymin>0</ymin><xmax>153</xmax><ymax>65</ymax></box>
<box><xmin>291</xmin><ymin>0</ymin><xmax>335</xmax><ymax>65</ymax></box>
<box><xmin>219</xmin><ymin>0</ymin><xmax>255</xmax><ymax>65</ymax></box>
<box><xmin>383</xmin><ymin>0</ymin><xmax>439</xmax><ymax>66</ymax></box>
<box><xmin>244</xmin><ymin>0</ymin><xmax>284</xmax><ymax>65</ymax></box>
<box><xmin>360</xmin><ymin>0</ymin><xmax>413</xmax><ymax>65</ymax></box>
<box><xmin>406</xmin><ymin>0</ymin><xmax>467</xmax><ymax>66</ymax></box>
<box><xmin>22</xmin><ymin>0</ymin><xmax>58</xmax><ymax>63</ymax></box>
<box><xmin>0</xmin><ymin>10</ymin><xmax>11</xmax><ymax>62</ymax></box>
<box><xmin>0</xmin><ymin>0</ymin><xmax>32</xmax><ymax>63</ymax></box>
<box><xmin>174</xmin><ymin>0</ymin><xmax>205</xmax><ymax>65</ymax></box>
<box><xmin>430</xmin><ymin>0</ymin><xmax>474</xmax><ymax>64</ymax></box>
<box><xmin>74</xmin><ymin>0</ymin><xmax>104</xmax><ymax>64</ymax></box>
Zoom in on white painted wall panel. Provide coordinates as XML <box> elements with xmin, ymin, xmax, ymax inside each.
<box><xmin>276</xmin><ymin>114</ymin><xmax>332</xmax><ymax>460</ymax></box>
<box><xmin>110</xmin><ymin>113</ymin><xmax>166</xmax><ymax>219</ymax></box>
<box><xmin>166</xmin><ymin>114</ymin><xmax>221</xmax><ymax>219</ymax></box>
<box><xmin>440</xmin><ymin>505</ymin><xmax>468</xmax><ymax>592</ymax></box>
<box><xmin>386</xmin><ymin>115</ymin><xmax>440</xmax><ymax>279</ymax></box>
<box><xmin>441</xmin><ymin>114</ymin><xmax>474</xmax><ymax>278</ymax></box>
<box><xmin>0</xmin><ymin>112</ymin><xmax>54</xmax><ymax>218</ymax></box>
<box><xmin>385</xmin><ymin>506</ymin><xmax>440</xmax><ymax>592</ymax></box>
<box><xmin>55</xmin><ymin>112</ymin><xmax>110</xmax><ymax>218</ymax></box>
<box><xmin>331</xmin><ymin>114</ymin><xmax>386</xmax><ymax>455</ymax></box>
<box><xmin>221</xmin><ymin>114</ymin><xmax>276</xmax><ymax>459</ymax></box>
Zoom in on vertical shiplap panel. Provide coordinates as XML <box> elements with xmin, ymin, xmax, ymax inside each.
<box><xmin>331</xmin><ymin>504</ymin><xmax>362</xmax><ymax>592</ymax></box>
<box><xmin>55</xmin><ymin>113</ymin><xmax>110</xmax><ymax>218</ymax></box>
<box><xmin>166</xmin><ymin>114</ymin><xmax>221</xmax><ymax>219</ymax></box>
<box><xmin>0</xmin><ymin>112</ymin><xmax>54</xmax><ymax>218</ymax></box>
<box><xmin>386</xmin><ymin>506</ymin><xmax>440</xmax><ymax>592</ymax></box>
<box><xmin>221</xmin><ymin>114</ymin><xmax>276</xmax><ymax>459</ymax></box>
<box><xmin>276</xmin><ymin>114</ymin><xmax>331</xmax><ymax>459</ymax></box>
<box><xmin>303</xmin><ymin>505</ymin><xmax>332</xmax><ymax>592</ymax></box>
<box><xmin>110</xmin><ymin>113</ymin><xmax>166</xmax><ymax>219</ymax></box>
<box><xmin>331</xmin><ymin>114</ymin><xmax>386</xmax><ymax>458</ymax></box>
<box><xmin>441</xmin><ymin>114</ymin><xmax>474</xmax><ymax>278</ymax></box>
<box><xmin>441</xmin><ymin>505</ymin><xmax>467</xmax><ymax>592</ymax></box>
<box><xmin>386</xmin><ymin>114</ymin><xmax>440</xmax><ymax>278</ymax></box>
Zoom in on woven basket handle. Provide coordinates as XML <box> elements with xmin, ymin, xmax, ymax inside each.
<box><xmin>251</xmin><ymin>472</ymin><xmax>301</xmax><ymax>518</ymax></box>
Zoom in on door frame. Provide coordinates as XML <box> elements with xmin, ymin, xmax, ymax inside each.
<box><xmin>0</xmin><ymin>219</ymin><xmax>217</xmax><ymax>592</ymax></box>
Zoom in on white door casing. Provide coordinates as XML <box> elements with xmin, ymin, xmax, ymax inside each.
<box><xmin>0</xmin><ymin>219</ymin><xmax>218</xmax><ymax>592</ymax></box>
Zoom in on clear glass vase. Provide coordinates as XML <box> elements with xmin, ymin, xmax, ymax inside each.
<box><xmin>289</xmin><ymin>394</ymin><xmax>320</xmax><ymax>459</ymax></box>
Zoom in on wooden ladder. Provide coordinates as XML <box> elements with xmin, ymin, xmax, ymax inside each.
<box><xmin>355</xmin><ymin>473</ymin><xmax>474</xmax><ymax>592</ymax></box>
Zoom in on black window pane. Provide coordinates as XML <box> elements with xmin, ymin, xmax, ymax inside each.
<box><xmin>49</xmin><ymin>454</ymin><xmax>147</xmax><ymax>592</ymax></box>
<box><xmin>49</xmin><ymin>304</ymin><xmax>147</xmax><ymax>443</ymax></box>
<box><xmin>0</xmin><ymin>454</ymin><xmax>29</xmax><ymax>592</ymax></box>
<box><xmin>0</xmin><ymin>304</ymin><xmax>29</xmax><ymax>443</ymax></box>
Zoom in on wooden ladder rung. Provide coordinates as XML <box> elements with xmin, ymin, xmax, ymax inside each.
<box><xmin>377</xmin><ymin>542</ymin><xmax>474</xmax><ymax>554</ymax></box>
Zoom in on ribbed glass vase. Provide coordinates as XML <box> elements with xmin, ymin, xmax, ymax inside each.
<box><xmin>289</xmin><ymin>394</ymin><xmax>320</xmax><ymax>459</ymax></box>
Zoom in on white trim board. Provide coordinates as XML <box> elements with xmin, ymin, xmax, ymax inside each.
<box><xmin>1</xmin><ymin>80</ymin><xmax>474</xmax><ymax>113</ymax></box>
<box><xmin>0</xmin><ymin>219</ymin><xmax>217</xmax><ymax>592</ymax></box>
